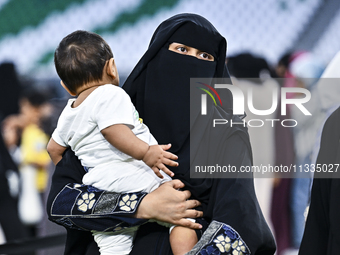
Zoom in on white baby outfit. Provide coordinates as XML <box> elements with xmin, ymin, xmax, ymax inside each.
<box><xmin>52</xmin><ymin>84</ymin><xmax>171</xmax><ymax>254</ymax></box>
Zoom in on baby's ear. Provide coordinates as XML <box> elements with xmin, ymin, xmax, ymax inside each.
<box><xmin>107</xmin><ymin>58</ymin><xmax>117</xmax><ymax>79</ymax></box>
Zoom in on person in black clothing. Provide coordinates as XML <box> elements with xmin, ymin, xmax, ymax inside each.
<box><xmin>0</xmin><ymin>62</ymin><xmax>32</xmax><ymax>252</ymax></box>
<box><xmin>47</xmin><ymin>13</ymin><xmax>276</xmax><ymax>255</ymax></box>
<box><xmin>299</xmin><ymin>106</ymin><xmax>340</xmax><ymax>255</ymax></box>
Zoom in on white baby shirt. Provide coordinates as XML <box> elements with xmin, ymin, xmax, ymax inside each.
<box><xmin>52</xmin><ymin>84</ymin><xmax>171</xmax><ymax>193</ymax></box>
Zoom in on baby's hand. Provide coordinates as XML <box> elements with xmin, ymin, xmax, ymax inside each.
<box><xmin>142</xmin><ymin>144</ymin><xmax>178</xmax><ymax>178</ymax></box>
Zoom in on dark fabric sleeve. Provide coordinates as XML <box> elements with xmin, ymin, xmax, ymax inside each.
<box><xmin>47</xmin><ymin>148</ymin><xmax>147</xmax><ymax>232</ymax></box>
<box><xmin>46</xmin><ymin>149</ymin><xmax>149</xmax><ymax>255</ymax></box>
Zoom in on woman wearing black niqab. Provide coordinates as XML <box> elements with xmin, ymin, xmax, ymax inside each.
<box><xmin>47</xmin><ymin>13</ymin><xmax>276</xmax><ymax>255</ymax></box>
<box><xmin>124</xmin><ymin>13</ymin><xmax>276</xmax><ymax>254</ymax></box>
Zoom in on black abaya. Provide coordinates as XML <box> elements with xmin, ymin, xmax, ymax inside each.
<box><xmin>123</xmin><ymin>13</ymin><xmax>276</xmax><ymax>254</ymax></box>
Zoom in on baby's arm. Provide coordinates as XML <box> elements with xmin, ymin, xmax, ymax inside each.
<box><xmin>47</xmin><ymin>138</ymin><xmax>68</xmax><ymax>165</ymax></box>
<box><xmin>101</xmin><ymin>124</ymin><xmax>178</xmax><ymax>178</ymax></box>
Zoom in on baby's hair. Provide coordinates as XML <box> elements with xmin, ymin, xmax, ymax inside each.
<box><xmin>54</xmin><ymin>30</ymin><xmax>113</xmax><ymax>94</ymax></box>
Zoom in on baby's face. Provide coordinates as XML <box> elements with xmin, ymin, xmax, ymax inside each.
<box><xmin>168</xmin><ymin>42</ymin><xmax>215</xmax><ymax>62</ymax></box>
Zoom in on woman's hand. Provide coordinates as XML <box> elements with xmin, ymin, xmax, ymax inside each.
<box><xmin>135</xmin><ymin>179</ymin><xmax>203</xmax><ymax>229</ymax></box>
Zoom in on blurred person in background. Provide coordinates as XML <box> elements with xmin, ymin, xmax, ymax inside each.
<box><xmin>275</xmin><ymin>53</ymin><xmax>291</xmax><ymax>80</ymax></box>
<box><xmin>0</xmin><ymin>62</ymin><xmax>32</xmax><ymax>254</ymax></box>
<box><xmin>0</xmin><ymin>62</ymin><xmax>21</xmax><ymax>122</ymax></box>
<box><xmin>2</xmin><ymin>85</ymin><xmax>52</xmax><ymax>237</ymax></box>
<box><xmin>227</xmin><ymin>52</ymin><xmax>278</xmax><ymax>233</ymax></box>
<box><xmin>287</xmin><ymin>51</ymin><xmax>325</xmax><ymax>254</ymax></box>
<box><xmin>269</xmin><ymin>52</ymin><xmax>297</xmax><ymax>255</ymax></box>
<box><xmin>274</xmin><ymin>50</ymin><xmax>335</xmax><ymax>255</ymax></box>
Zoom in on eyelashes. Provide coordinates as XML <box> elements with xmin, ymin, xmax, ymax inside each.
<box><xmin>169</xmin><ymin>43</ymin><xmax>215</xmax><ymax>61</ymax></box>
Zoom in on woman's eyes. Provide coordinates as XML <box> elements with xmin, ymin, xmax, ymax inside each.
<box><xmin>176</xmin><ymin>46</ymin><xmax>188</xmax><ymax>53</ymax></box>
<box><xmin>199</xmin><ymin>52</ymin><xmax>214</xmax><ymax>61</ymax></box>
<box><xmin>169</xmin><ymin>43</ymin><xmax>214</xmax><ymax>61</ymax></box>
<box><xmin>177</xmin><ymin>48</ymin><xmax>214</xmax><ymax>61</ymax></box>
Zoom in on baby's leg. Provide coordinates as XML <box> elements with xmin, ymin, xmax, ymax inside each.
<box><xmin>170</xmin><ymin>226</ymin><xmax>198</xmax><ymax>255</ymax></box>
<box><xmin>92</xmin><ymin>226</ymin><xmax>138</xmax><ymax>255</ymax></box>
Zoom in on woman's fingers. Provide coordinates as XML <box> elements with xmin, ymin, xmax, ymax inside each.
<box><xmin>135</xmin><ymin>180</ymin><xmax>203</xmax><ymax>229</ymax></box>
<box><xmin>175</xmin><ymin>218</ymin><xmax>203</xmax><ymax>229</ymax></box>
<box><xmin>181</xmin><ymin>189</ymin><xmax>192</xmax><ymax>200</ymax></box>
<box><xmin>169</xmin><ymin>179</ymin><xmax>185</xmax><ymax>189</ymax></box>
<box><xmin>185</xmin><ymin>197</ymin><xmax>201</xmax><ymax>209</ymax></box>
